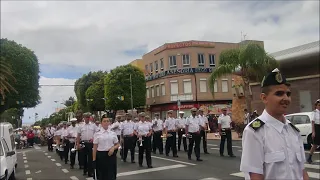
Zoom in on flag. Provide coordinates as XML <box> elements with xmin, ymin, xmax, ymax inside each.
<box><xmin>118</xmin><ymin>96</ymin><xmax>124</xmax><ymax>101</ymax></box>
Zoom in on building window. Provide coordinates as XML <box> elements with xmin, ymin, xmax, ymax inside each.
<box><xmin>209</xmin><ymin>54</ymin><xmax>215</xmax><ymax>67</ymax></box>
<box><xmin>145</xmin><ymin>65</ymin><xmax>148</xmax><ymax>73</ymax></box>
<box><xmin>161</xmin><ymin>83</ymin><xmax>165</xmax><ymax>96</ymax></box>
<box><xmin>198</xmin><ymin>53</ymin><xmax>205</xmax><ymax>66</ymax></box>
<box><xmin>150</xmin><ymin>63</ymin><xmax>153</xmax><ymax>73</ymax></box>
<box><xmin>222</xmin><ymin>80</ymin><xmax>229</xmax><ymax>92</ymax></box>
<box><xmin>155</xmin><ymin>61</ymin><xmax>158</xmax><ymax>72</ymax></box>
<box><xmin>156</xmin><ymin>85</ymin><xmax>160</xmax><ymax>96</ymax></box>
<box><xmin>214</xmin><ymin>81</ymin><xmax>218</xmax><ymax>92</ymax></box>
<box><xmin>146</xmin><ymin>88</ymin><xmax>149</xmax><ymax>98</ymax></box>
<box><xmin>182</xmin><ymin>54</ymin><xmax>190</xmax><ymax>66</ymax></box>
<box><xmin>170</xmin><ymin>81</ymin><xmax>178</xmax><ymax>95</ymax></box>
<box><xmin>160</xmin><ymin>58</ymin><xmax>164</xmax><ymax>70</ymax></box>
<box><xmin>169</xmin><ymin>56</ymin><xmax>177</xmax><ymax>68</ymax></box>
<box><xmin>183</xmin><ymin>79</ymin><xmax>192</xmax><ymax>94</ymax></box>
<box><xmin>199</xmin><ymin>78</ymin><xmax>207</xmax><ymax>93</ymax></box>
<box><xmin>151</xmin><ymin>86</ymin><xmax>155</xmax><ymax>97</ymax></box>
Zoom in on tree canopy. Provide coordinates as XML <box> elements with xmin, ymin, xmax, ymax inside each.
<box><xmin>0</xmin><ymin>38</ymin><xmax>40</xmax><ymax>114</ymax></box>
<box><xmin>85</xmin><ymin>79</ymin><xmax>105</xmax><ymax>112</ymax></box>
<box><xmin>104</xmin><ymin>64</ymin><xmax>146</xmax><ymax>111</ymax></box>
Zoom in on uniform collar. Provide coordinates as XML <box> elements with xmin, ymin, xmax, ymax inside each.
<box><xmin>260</xmin><ymin>109</ymin><xmax>287</xmax><ymax>133</ymax></box>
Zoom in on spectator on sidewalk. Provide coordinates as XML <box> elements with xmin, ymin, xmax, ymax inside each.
<box><xmin>27</xmin><ymin>129</ymin><xmax>35</xmax><ymax>147</ymax></box>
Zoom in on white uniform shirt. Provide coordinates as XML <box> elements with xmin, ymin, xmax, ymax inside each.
<box><xmin>186</xmin><ymin>115</ymin><xmax>201</xmax><ymax>133</ymax></box>
<box><xmin>165</xmin><ymin>117</ymin><xmax>177</xmax><ymax>131</ymax></box>
<box><xmin>46</xmin><ymin>127</ymin><xmax>55</xmax><ymax>138</ymax></box>
<box><xmin>240</xmin><ymin>110</ymin><xmax>306</xmax><ymax>180</ymax></box>
<box><xmin>176</xmin><ymin>117</ymin><xmax>186</xmax><ymax>129</ymax></box>
<box><xmin>198</xmin><ymin>114</ymin><xmax>208</xmax><ymax>127</ymax></box>
<box><xmin>93</xmin><ymin>128</ymin><xmax>118</xmax><ymax>151</ymax></box>
<box><xmin>78</xmin><ymin>122</ymin><xmax>97</xmax><ymax>141</ymax></box>
<box><xmin>152</xmin><ymin>118</ymin><xmax>163</xmax><ymax>132</ymax></box>
<box><xmin>61</xmin><ymin>128</ymin><xmax>68</xmax><ymax>139</ymax></box>
<box><xmin>67</xmin><ymin>125</ymin><xmax>78</xmax><ymax>143</ymax></box>
<box><xmin>244</xmin><ymin>113</ymin><xmax>250</xmax><ymax>125</ymax></box>
<box><xmin>111</xmin><ymin>121</ymin><xmax>121</xmax><ymax>136</ymax></box>
<box><xmin>136</xmin><ymin>121</ymin><xmax>152</xmax><ymax>136</ymax></box>
<box><xmin>121</xmin><ymin>120</ymin><xmax>135</xmax><ymax>136</ymax></box>
<box><xmin>218</xmin><ymin>114</ymin><xmax>232</xmax><ymax>129</ymax></box>
<box><xmin>54</xmin><ymin>129</ymin><xmax>62</xmax><ymax>137</ymax></box>
<box><xmin>312</xmin><ymin>109</ymin><xmax>320</xmax><ymax>124</ymax></box>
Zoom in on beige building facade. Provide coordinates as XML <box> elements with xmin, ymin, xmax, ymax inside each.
<box><xmin>142</xmin><ymin>40</ymin><xmax>262</xmax><ymax>118</ymax></box>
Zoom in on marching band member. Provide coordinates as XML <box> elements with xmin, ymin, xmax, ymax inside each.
<box><xmin>75</xmin><ymin>110</ymin><xmax>84</xmax><ymax>169</ymax></box>
<box><xmin>177</xmin><ymin>111</ymin><xmax>187</xmax><ymax>152</ymax></box>
<box><xmin>67</xmin><ymin>118</ymin><xmax>78</xmax><ymax>169</ymax></box>
<box><xmin>120</xmin><ymin>113</ymin><xmax>136</xmax><ymax>163</ymax></box>
<box><xmin>164</xmin><ymin>110</ymin><xmax>178</xmax><ymax>157</ymax></box>
<box><xmin>198</xmin><ymin>108</ymin><xmax>209</xmax><ymax>154</ymax></box>
<box><xmin>135</xmin><ymin>112</ymin><xmax>153</xmax><ymax>168</ymax></box>
<box><xmin>218</xmin><ymin>107</ymin><xmax>235</xmax><ymax>157</ymax></box>
<box><xmin>132</xmin><ymin>117</ymin><xmax>139</xmax><ymax>150</ymax></box>
<box><xmin>45</xmin><ymin>123</ymin><xmax>55</xmax><ymax>152</ymax></box>
<box><xmin>93</xmin><ymin>117</ymin><xmax>119</xmax><ymax>180</ymax></box>
<box><xmin>186</xmin><ymin>108</ymin><xmax>203</xmax><ymax>161</ymax></box>
<box><xmin>77</xmin><ymin>112</ymin><xmax>97</xmax><ymax>177</ymax></box>
<box><xmin>61</xmin><ymin>121</ymin><xmax>70</xmax><ymax>164</ymax></box>
<box><xmin>111</xmin><ymin>115</ymin><xmax>122</xmax><ymax>158</ymax></box>
<box><xmin>54</xmin><ymin>123</ymin><xmax>64</xmax><ymax>159</ymax></box>
<box><xmin>152</xmin><ymin>113</ymin><xmax>164</xmax><ymax>154</ymax></box>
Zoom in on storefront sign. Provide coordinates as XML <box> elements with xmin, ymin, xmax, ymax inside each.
<box><xmin>151</xmin><ymin>41</ymin><xmax>215</xmax><ymax>55</ymax></box>
<box><xmin>145</xmin><ymin>67</ymin><xmax>213</xmax><ymax>81</ymax></box>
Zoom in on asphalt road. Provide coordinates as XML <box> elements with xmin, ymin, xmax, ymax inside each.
<box><xmin>15</xmin><ymin>140</ymin><xmax>320</xmax><ymax>180</ymax></box>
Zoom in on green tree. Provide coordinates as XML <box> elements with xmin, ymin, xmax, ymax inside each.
<box><xmin>74</xmin><ymin>71</ymin><xmax>106</xmax><ymax>111</ymax></box>
<box><xmin>0</xmin><ymin>57</ymin><xmax>17</xmax><ymax>100</ymax></box>
<box><xmin>208</xmin><ymin>43</ymin><xmax>278</xmax><ymax>113</ymax></box>
<box><xmin>104</xmin><ymin>64</ymin><xmax>146</xmax><ymax>111</ymax></box>
<box><xmin>85</xmin><ymin>79</ymin><xmax>105</xmax><ymax>112</ymax></box>
<box><xmin>64</xmin><ymin>96</ymin><xmax>76</xmax><ymax>107</ymax></box>
<box><xmin>0</xmin><ymin>108</ymin><xmax>23</xmax><ymax>128</ymax></box>
<box><xmin>0</xmin><ymin>38</ymin><xmax>40</xmax><ymax>114</ymax></box>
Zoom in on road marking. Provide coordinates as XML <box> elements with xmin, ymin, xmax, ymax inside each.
<box><xmin>134</xmin><ymin>152</ymin><xmax>196</xmax><ymax>165</ymax></box>
<box><xmin>24</xmin><ymin>164</ymin><xmax>29</xmax><ymax>168</ymax></box>
<box><xmin>62</xmin><ymin>168</ymin><xmax>69</xmax><ymax>173</ymax></box>
<box><xmin>35</xmin><ymin>170</ymin><xmax>42</xmax><ymax>174</ymax></box>
<box><xmin>23</xmin><ymin>153</ymin><xmax>26</xmax><ymax>157</ymax></box>
<box><xmin>56</xmin><ymin>163</ymin><xmax>62</xmax><ymax>167</ymax></box>
<box><xmin>23</xmin><ymin>157</ymin><xmax>27</xmax><ymax>159</ymax></box>
<box><xmin>44</xmin><ymin>153</ymin><xmax>48</xmax><ymax>155</ymax></box>
<box><xmin>230</xmin><ymin>172</ymin><xmax>244</xmax><ymax>178</ymax></box>
<box><xmin>86</xmin><ymin>178</ymin><xmax>94</xmax><ymax>180</ymax></box>
<box><xmin>314</xmin><ymin>160</ymin><xmax>320</xmax><ymax>163</ymax></box>
<box><xmin>308</xmin><ymin>172</ymin><xmax>320</xmax><ymax>179</ymax></box>
<box><xmin>27</xmin><ymin>178</ymin><xmax>32</xmax><ymax>180</ymax></box>
<box><xmin>70</xmin><ymin>176</ymin><xmax>79</xmax><ymax>180</ymax></box>
<box><xmin>25</xmin><ymin>170</ymin><xmax>31</xmax><ymax>175</ymax></box>
<box><xmin>207</xmin><ymin>144</ymin><xmax>218</xmax><ymax>147</ymax></box>
<box><xmin>210</xmin><ymin>148</ymin><xmax>219</xmax><ymax>150</ymax></box>
<box><xmin>199</xmin><ymin>178</ymin><xmax>221</xmax><ymax>180</ymax></box>
<box><xmin>51</xmin><ymin>159</ymin><xmax>56</xmax><ymax>161</ymax></box>
<box><xmin>305</xmin><ymin>164</ymin><xmax>320</xmax><ymax>170</ymax></box>
<box><xmin>24</xmin><ymin>160</ymin><xmax>28</xmax><ymax>163</ymax></box>
<box><xmin>117</xmin><ymin>164</ymin><xmax>186</xmax><ymax>177</ymax></box>
<box><xmin>47</xmin><ymin>156</ymin><xmax>51</xmax><ymax>158</ymax></box>
<box><xmin>34</xmin><ymin>144</ymin><xmax>41</xmax><ymax>150</ymax></box>
<box><xmin>233</xmin><ymin>146</ymin><xmax>242</xmax><ymax>148</ymax></box>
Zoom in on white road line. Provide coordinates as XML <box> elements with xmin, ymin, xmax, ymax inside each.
<box><xmin>314</xmin><ymin>160</ymin><xmax>320</xmax><ymax>163</ymax></box>
<box><xmin>86</xmin><ymin>178</ymin><xmax>94</xmax><ymax>180</ymax></box>
<box><xmin>134</xmin><ymin>152</ymin><xmax>196</xmax><ymax>166</ymax></box>
<box><xmin>304</xmin><ymin>164</ymin><xmax>320</xmax><ymax>170</ymax></box>
<box><xmin>308</xmin><ymin>172</ymin><xmax>320</xmax><ymax>179</ymax></box>
<box><xmin>44</xmin><ymin>153</ymin><xmax>48</xmax><ymax>155</ymax></box>
<box><xmin>199</xmin><ymin>178</ymin><xmax>221</xmax><ymax>180</ymax></box>
<box><xmin>24</xmin><ymin>160</ymin><xmax>28</xmax><ymax>163</ymax></box>
<box><xmin>70</xmin><ymin>176</ymin><xmax>79</xmax><ymax>180</ymax></box>
<box><xmin>23</xmin><ymin>153</ymin><xmax>26</xmax><ymax>157</ymax></box>
<box><xmin>207</xmin><ymin>144</ymin><xmax>218</xmax><ymax>147</ymax></box>
<box><xmin>27</xmin><ymin>178</ymin><xmax>32</xmax><ymax>180</ymax></box>
<box><xmin>51</xmin><ymin>159</ymin><xmax>56</xmax><ymax>161</ymax></box>
<box><xmin>47</xmin><ymin>156</ymin><xmax>51</xmax><ymax>158</ymax></box>
<box><xmin>233</xmin><ymin>146</ymin><xmax>242</xmax><ymax>148</ymax></box>
<box><xmin>23</xmin><ymin>157</ymin><xmax>27</xmax><ymax>159</ymax></box>
<box><xmin>230</xmin><ymin>172</ymin><xmax>244</xmax><ymax>178</ymax></box>
<box><xmin>117</xmin><ymin>164</ymin><xmax>186</xmax><ymax>177</ymax></box>
<box><xmin>62</xmin><ymin>168</ymin><xmax>69</xmax><ymax>173</ymax></box>
<box><xmin>25</xmin><ymin>170</ymin><xmax>31</xmax><ymax>175</ymax></box>
<box><xmin>34</xmin><ymin>144</ymin><xmax>41</xmax><ymax>150</ymax></box>
<box><xmin>56</xmin><ymin>163</ymin><xmax>62</xmax><ymax>167</ymax></box>
<box><xmin>210</xmin><ymin>148</ymin><xmax>219</xmax><ymax>150</ymax></box>
<box><xmin>24</xmin><ymin>164</ymin><xmax>29</xmax><ymax>168</ymax></box>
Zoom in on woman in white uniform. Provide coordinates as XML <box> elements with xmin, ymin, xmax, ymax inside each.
<box><xmin>92</xmin><ymin>117</ymin><xmax>119</xmax><ymax>180</ymax></box>
<box><xmin>307</xmin><ymin>99</ymin><xmax>320</xmax><ymax>163</ymax></box>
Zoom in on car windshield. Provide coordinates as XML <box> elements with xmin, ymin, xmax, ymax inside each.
<box><xmin>0</xmin><ymin>141</ymin><xmax>3</xmax><ymax>156</ymax></box>
<box><xmin>291</xmin><ymin>115</ymin><xmax>310</xmax><ymax>125</ymax></box>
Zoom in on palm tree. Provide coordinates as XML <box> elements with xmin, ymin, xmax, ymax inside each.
<box><xmin>0</xmin><ymin>57</ymin><xmax>18</xmax><ymax>100</ymax></box>
<box><xmin>208</xmin><ymin>43</ymin><xmax>278</xmax><ymax>113</ymax></box>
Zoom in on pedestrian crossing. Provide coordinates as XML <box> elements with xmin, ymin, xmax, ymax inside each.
<box><xmin>230</xmin><ymin>160</ymin><xmax>320</xmax><ymax>179</ymax></box>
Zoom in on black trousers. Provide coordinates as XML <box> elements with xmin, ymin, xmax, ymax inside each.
<box><xmin>81</xmin><ymin>142</ymin><xmax>93</xmax><ymax>174</ymax></box>
<box><xmin>123</xmin><ymin>136</ymin><xmax>135</xmax><ymax>161</ymax></box>
<box><xmin>69</xmin><ymin>142</ymin><xmax>76</xmax><ymax>166</ymax></box>
<box><xmin>63</xmin><ymin>140</ymin><xmax>70</xmax><ymax>163</ymax></box>
<box><xmin>138</xmin><ymin>136</ymin><xmax>152</xmax><ymax>166</ymax></box>
<box><xmin>27</xmin><ymin>138</ymin><xmax>34</xmax><ymax>147</ymax></box>
<box><xmin>165</xmin><ymin>132</ymin><xmax>177</xmax><ymax>156</ymax></box>
<box><xmin>219</xmin><ymin>129</ymin><xmax>233</xmax><ymax>155</ymax></box>
<box><xmin>152</xmin><ymin>131</ymin><xmax>163</xmax><ymax>153</ymax></box>
<box><xmin>97</xmin><ymin>151</ymin><xmax>117</xmax><ymax>180</ymax></box>
<box><xmin>200</xmin><ymin>130</ymin><xmax>208</xmax><ymax>153</ymax></box>
<box><xmin>177</xmin><ymin>129</ymin><xmax>187</xmax><ymax>151</ymax></box>
<box><xmin>47</xmin><ymin>138</ymin><xmax>53</xmax><ymax>151</ymax></box>
<box><xmin>188</xmin><ymin>132</ymin><xmax>201</xmax><ymax>159</ymax></box>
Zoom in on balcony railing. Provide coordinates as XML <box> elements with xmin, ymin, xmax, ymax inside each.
<box><xmin>170</xmin><ymin>94</ymin><xmax>193</xmax><ymax>101</ymax></box>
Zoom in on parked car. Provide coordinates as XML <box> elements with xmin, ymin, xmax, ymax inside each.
<box><xmin>285</xmin><ymin>112</ymin><xmax>313</xmax><ymax>148</ymax></box>
<box><xmin>0</xmin><ymin>122</ymin><xmax>17</xmax><ymax>180</ymax></box>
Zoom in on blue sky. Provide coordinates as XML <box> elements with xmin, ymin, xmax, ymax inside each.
<box><xmin>1</xmin><ymin>1</ymin><xmax>318</xmax><ymax>124</ymax></box>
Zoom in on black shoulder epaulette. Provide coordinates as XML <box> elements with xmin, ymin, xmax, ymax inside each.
<box><xmin>249</xmin><ymin>119</ymin><xmax>265</xmax><ymax>131</ymax></box>
<box><xmin>289</xmin><ymin>123</ymin><xmax>300</xmax><ymax>132</ymax></box>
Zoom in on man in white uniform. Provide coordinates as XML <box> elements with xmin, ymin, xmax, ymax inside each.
<box><xmin>218</xmin><ymin>108</ymin><xmax>235</xmax><ymax>157</ymax></box>
<box><xmin>240</xmin><ymin>68</ymin><xmax>309</xmax><ymax>180</ymax></box>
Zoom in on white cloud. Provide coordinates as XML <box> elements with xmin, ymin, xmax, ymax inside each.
<box><xmin>23</xmin><ymin>76</ymin><xmax>76</xmax><ymax>124</ymax></box>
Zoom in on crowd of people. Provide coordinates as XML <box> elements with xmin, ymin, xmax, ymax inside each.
<box><xmin>14</xmin><ymin>128</ymin><xmax>45</xmax><ymax>149</ymax></box>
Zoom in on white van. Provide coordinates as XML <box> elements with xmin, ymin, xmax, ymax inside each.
<box><xmin>0</xmin><ymin>123</ymin><xmax>17</xmax><ymax>180</ymax></box>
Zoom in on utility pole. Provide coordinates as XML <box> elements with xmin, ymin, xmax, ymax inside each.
<box><xmin>130</xmin><ymin>74</ymin><xmax>134</xmax><ymax>113</ymax></box>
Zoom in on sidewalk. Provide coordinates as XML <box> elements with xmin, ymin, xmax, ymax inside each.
<box><xmin>207</xmin><ymin>131</ymin><xmax>242</xmax><ymax>141</ymax></box>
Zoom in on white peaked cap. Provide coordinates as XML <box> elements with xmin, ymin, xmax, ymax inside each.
<box><xmin>272</xmin><ymin>68</ymin><xmax>280</xmax><ymax>73</ymax></box>
<box><xmin>179</xmin><ymin>111</ymin><xmax>185</xmax><ymax>114</ymax></box>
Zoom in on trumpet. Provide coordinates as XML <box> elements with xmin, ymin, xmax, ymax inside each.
<box><xmin>138</xmin><ymin>136</ymin><xmax>144</xmax><ymax>146</ymax></box>
<box><xmin>58</xmin><ymin>144</ymin><xmax>66</xmax><ymax>151</ymax></box>
<box><xmin>70</xmin><ymin>143</ymin><xmax>77</xmax><ymax>153</ymax></box>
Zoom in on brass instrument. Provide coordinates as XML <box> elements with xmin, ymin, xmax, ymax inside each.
<box><xmin>70</xmin><ymin>143</ymin><xmax>77</xmax><ymax>153</ymax></box>
<box><xmin>138</xmin><ymin>136</ymin><xmax>144</xmax><ymax>146</ymax></box>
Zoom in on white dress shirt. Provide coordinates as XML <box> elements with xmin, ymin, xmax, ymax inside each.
<box><xmin>198</xmin><ymin>114</ymin><xmax>208</xmax><ymax>127</ymax></box>
<box><xmin>186</xmin><ymin>115</ymin><xmax>201</xmax><ymax>133</ymax></box>
<box><xmin>152</xmin><ymin>118</ymin><xmax>163</xmax><ymax>132</ymax></box>
<box><xmin>111</xmin><ymin>121</ymin><xmax>122</xmax><ymax>136</ymax></box>
<box><xmin>67</xmin><ymin>125</ymin><xmax>78</xmax><ymax>143</ymax></box>
<box><xmin>78</xmin><ymin>122</ymin><xmax>97</xmax><ymax>141</ymax></box>
<box><xmin>121</xmin><ymin>120</ymin><xmax>135</xmax><ymax>136</ymax></box>
<box><xmin>61</xmin><ymin>127</ymin><xmax>68</xmax><ymax>139</ymax></box>
<box><xmin>312</xmin><ymin>109</ymin><xmax>320</xmax><ymax>124</ymax></box>
<box><xmin>93</xmin><ymin>128</ymin><xmax>118</xmax><ymax>151</ymax></box>
<box><xmin>165</xmin><ymin>117</ymin><xmax>177</xmax><ymax>131</ymax></box>
<box><xmin>136</xmin><ymin>121</ymin><xmax>152</xmax><ymax>136</ymax></box>
<box><xmin>176</xmin><ymin>117</ymin><xmax>186</xmax><ymax>129</ymax></box>
<box><xmin>218</xmin><ymin>114</ymin><xmax>232</xmax><ymax>129</ymax></box>
<box><xmin>46</xmin><ymin>127</ymin><xmax>55</xmax><ymax>138</ymax></box>
<box><xmin>240</xmin><ymin>110</ymin><xmax>306</xmax><ymax>180</ymax></box>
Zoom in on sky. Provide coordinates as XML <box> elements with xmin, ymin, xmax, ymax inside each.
<box><xmin>1</xmin><ymin>1</ymin><xmax>319</xmax><ymax>124</ymax></box>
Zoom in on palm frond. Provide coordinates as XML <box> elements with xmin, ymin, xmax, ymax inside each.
<box><xmin>219</xmin><ymin>48</ymin><xmax>241</xmax><ymax>66</ymax></box>
<box><xmin>208</xmin><ymin>64</ymin><xmax>235</xmax><ymax>93</ymax></box>
<box><xmin>0</xmin><ymin>58</ymin><xmax>17</xmax><ymax>99</ymax></box>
